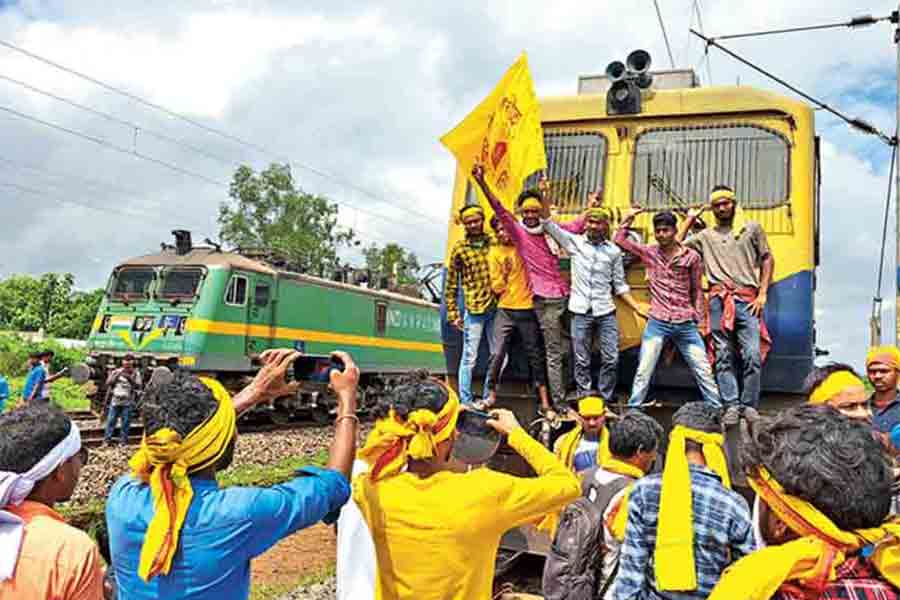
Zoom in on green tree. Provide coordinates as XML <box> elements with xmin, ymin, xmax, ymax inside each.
<box><xmin>218</xmin><ymin>163</ymin><xmax>356</xmax><ymax>276</ymax></box>
<box><xmin>363</xmin><ymin>243</ymin><xmax>421</xmax><ymax>286</ymax></box>
<box><xmin>0</xmin><ymin>274</ymin><xmax>103</xmax><ymax>339</ymax></box>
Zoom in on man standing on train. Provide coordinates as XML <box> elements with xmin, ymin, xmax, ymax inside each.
<box><xmin>542</xmin><ymin>204</ymin><xmax>645</xmax><ymax>400</ymax></box>
<box><xmin>444</xmin><ymin>202</ymin><xmax>497</xmax><ymax>406</ymax></box>
<box><xmin>615</xmin><ymin>209</ymin><xmax>720</xmax><ymax>409</ymax></box>
<box><xmin>471</xmin><ymin>164</ymin><xmax>588</xmax><ymax>411</ymax></box>
<box><xmin>679</xmin><ymin>185</ymin><xmax>774</xmax><ymax>425</ymax></box>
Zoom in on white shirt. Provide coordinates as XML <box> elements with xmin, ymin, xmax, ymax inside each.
<box><xmin>336</xmin><ymin>460</ymin><xmax>377</xmax><ymax>600</ymax></box>
<box><xmin>588</xmin><ymin>466</ymin><xmax>632</xmax><ymax>599</ymax></box>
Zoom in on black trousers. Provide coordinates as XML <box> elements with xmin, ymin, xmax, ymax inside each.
<box><xmin>487</xmin><ymin>307</ymin><xmax>547</xmax><ymax>390</ymax></box>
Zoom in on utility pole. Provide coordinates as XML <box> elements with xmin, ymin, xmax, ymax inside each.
<box><xmin>895</xmin><ymin>5</ymin><xmax>900</xmax><ymax>347</ymax></box>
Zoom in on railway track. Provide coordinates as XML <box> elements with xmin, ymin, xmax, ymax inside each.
<box><xmin>77</xmin><ymin>419</ymin><xmax>325</xmax><ymax>448</ymax></box>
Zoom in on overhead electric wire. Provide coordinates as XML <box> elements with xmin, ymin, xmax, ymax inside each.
<box><xmin>707</xmin><ymin>14</ymin><xmax>891</xmax><ymax>42</ymax></box>
<box><xmin>875</xmin><ymin>138</ymin><xmax>897</xmax><ymax>306</ymax></box>
<box><xmin>0</xmin><ymin>37</ymin><xmax>443</xmax><ymax>227</ymax></box>
<box><xmin>0</xmin><ymin>153</ymin><xmax>145</xmax><ymax>197</ymax></box>
<box><xmin>0</xmin><ymin>72</ymin><xmax>235</xmax><ymax>167</ymax></box>
<box><xmin>0</xmin><ymin>180</ymin><xmax>163</xmax><ymax>220</ymax></box>
<box><xmin>693</xmin><ymin>0</ymin><xmax>713</xmax><ymax>84</ymax></box>
<box><xmin>653</xmin><ymin>0</ymin><xmax>677</xmax><ymax>68</ymax></box>
<box><xmin>689</xmin><ymin>29</ymin><xmax>895</xmax><ymax>146</ymax></box>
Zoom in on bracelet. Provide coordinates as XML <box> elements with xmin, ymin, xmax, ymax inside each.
<box><xmin>335</xmin><ymin>414</ymin><xmax>360</xmax><ymax>426</ymax></box>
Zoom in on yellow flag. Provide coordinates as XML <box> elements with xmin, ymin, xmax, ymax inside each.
<box><xmin>440</xmin><ymin>53</ymin><xmax>547</xmax><ymax>210</ymax></box>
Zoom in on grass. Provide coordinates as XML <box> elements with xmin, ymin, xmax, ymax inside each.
<box><xmin>3</xmin><ymin>376</ymin><xmax>90</xmax><ymax>412</ymax></box>
<box><xmin>249</xmin><ymin>562</ymin><xmax>336</xmax><ymax>600</ymax></box>
<box><xmin>217</xmin><ymin>449</ymin><xmax>329</xmax><ymax>488</ymax></box>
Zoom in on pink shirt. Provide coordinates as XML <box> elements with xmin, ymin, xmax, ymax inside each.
<box><xmin>0</xmin><ymin>501</ymin><xmax>105</xmax><ymax>600</ymax></box>
<box><xmin>487</xmin><ymin>194</ymin><xmax>585</xmax><ymax>299</ymax></box>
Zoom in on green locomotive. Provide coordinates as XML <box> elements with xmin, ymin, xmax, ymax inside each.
<box><xmin>84</xmin><ymin>231</ymin><xmax>444</xmax><ymax>419</ymax></box>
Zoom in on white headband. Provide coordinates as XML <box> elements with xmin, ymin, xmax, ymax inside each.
<box><xmin>0</xmin><ymin>422</ymin><xmax>81</xmax><ymax>581</ymax></box>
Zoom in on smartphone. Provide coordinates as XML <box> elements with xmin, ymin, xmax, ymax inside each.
<box><xmin>453</xmin><ymin>408</ymin><xmax>501</xmax><ymax>465</ymax></box>
<box><xmin>287</xmin><ymin>354</ymin><xmax>343</xmax><ymax>382</ymax></box>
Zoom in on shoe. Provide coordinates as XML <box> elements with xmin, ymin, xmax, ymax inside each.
<box><xmin>722</xmin><ymin>406</ymin><xmax>741</xmax><ymax>427</ymax></box>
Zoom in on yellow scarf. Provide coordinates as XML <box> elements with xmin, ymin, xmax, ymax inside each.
<box><xmin>459</xmin><ymin>205</ymin><xmax>484</xmax><ymax>221</ymax></box>
<box><xmin>358</xmin><ymin>381</ymin><xmax>460</xmax><ymax>482</ymax></box>
<box><xmin>520</xmin><ymin>197</ymin><xmax>542</xmax><ymax>211</ymax></box>
<box><xmin>536</xmin><ymin>424</ymin><xmax>611</xmax><ymax>535</ymax></box>
<box><xmin>655</xmin><ymin>425</ymin><xmax>731</xmax><ymax>592</ymax></box>
<box><xmin>601</xmin><ymin>456</ymin><xmax>646</xmax><ymax>541</ymax></box>
<box><xmin>129</xmin><ymin>376</ymin><xmax>236</xmax><ymax>582</ymax></box>
<box><xmin>585</xmin><ymin>207</ymin><xmax>611</xmax><ymax>222</ymax></box>
<box><xmin>867</xmin><ymin>345</ymin><xmax>900</xmax><ymax>370</ymax></box>
<box><xmin>709</xmin><ymin>467</ymin><xmax>900</xmax><ymax>600</ymax></box>
<box><xmin>808</xmin><ymin>371</ymin><xmax>866</xmax><ymax>405</ymax></box>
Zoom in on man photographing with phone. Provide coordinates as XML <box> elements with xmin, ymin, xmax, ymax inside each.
<box><xmin>106</xmin><ymin>348</ymin><xmax>359</xmax><ymax>600</ymax></box>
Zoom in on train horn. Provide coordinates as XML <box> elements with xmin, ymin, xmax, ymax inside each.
<box><xmin>606</xmin><ymin>61</ymin><xmax>626</xmax><ymax>82</ymax></box>
<box><xmin>626</xmin><ymin>50</ymin><xmax>652</xmax><ymax>75</ymax></box>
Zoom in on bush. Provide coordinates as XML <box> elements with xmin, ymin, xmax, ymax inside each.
<box><xmin>0</xmin><ymin>334</ymin><xmax>86</xmax><ymax>378</ymax></box>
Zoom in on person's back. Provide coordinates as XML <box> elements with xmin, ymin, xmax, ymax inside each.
<box><xmin>353</xmin><ymin>373</ymin><xmax>579</xmax><ymax>600</ymax></box>
<box><xmin>22</xmin><ymin>361</ymin><xmax>45</xmax><ymax>403</ymax></box>
<box><xmin>108</xmin><ymin>472</ymin><xmax>344</xmax><ymax>599</ymax></box>
<box><xmin>0</xmin><ymin>376</ymin><xmax>8</xmax><ymax>412</ymax></box>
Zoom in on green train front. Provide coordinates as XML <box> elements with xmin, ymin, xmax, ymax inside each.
<box><xmin>86</xmin><ymin>239</ymin><xmax>445</xmax><ymax>416</ymax></box>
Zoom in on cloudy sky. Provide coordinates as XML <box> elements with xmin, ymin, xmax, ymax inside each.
<box><xmin>0</xmin><ymin>0</ymin><xmax>896</xmax><ymax>367</ymax></box>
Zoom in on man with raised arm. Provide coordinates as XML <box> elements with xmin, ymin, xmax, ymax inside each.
<box><xmin>678</xmin><ymin>185</ymin><xmax>774</xmax><ymax>424</ymax></box>
<box><xmin>471</xmin><ymin>163</ymin><xmax>590</xmax><ymax>411</ymax></box>
<box><xmin>615</xmin><ymin>209</ymin><xmax>719</xmax><ymax>409</ymax></box>
<box><xmin>541</xmin><ymin>203</ymin><xmax>645</xmax><ymax>401</ymax></box>
<box><xmin>106</xmin><ymin>349</ymin><xmax>358</xmax><ymax>600</ymax></box>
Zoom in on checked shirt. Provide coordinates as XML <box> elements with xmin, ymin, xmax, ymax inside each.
<box><xmin>774</xmin><ymin>556</ymin><xmax>899</xmax><ymax>600</ymax></box>
<box><xmin>612</xmin><ymin>464</ymin><xmax>754</xmax><ymax>600</ymax></box>
<box><xmin>445</xmin><ymin>235</ymin><xmax>495</xmax><ymax>324</ymax></box>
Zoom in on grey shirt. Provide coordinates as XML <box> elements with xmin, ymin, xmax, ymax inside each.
<box><xmin>685</xmin><ymin>221</ymin><xmax>771</xmax><ymax>289</ymax></box>
<box><xmin>109</xmin><ymin>369</ymin><xmax>142</xmax><ymax>407</ymax></box>
<box><xmin>543</xmin><ymin>219</ymin><xmax>629</xmax><ymax>316</ymax></box>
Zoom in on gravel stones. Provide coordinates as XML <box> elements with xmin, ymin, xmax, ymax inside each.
<box><xmin>277</xmin><ymin>578</ymin><xmax>337</xmax><ymax>600</ymax></box>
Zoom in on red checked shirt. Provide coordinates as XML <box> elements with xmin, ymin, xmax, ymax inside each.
<box><xmin>614</xmin><ymin>227</ymin><xmax>704</xmax><ymax>324</ymax></box>
<box><xmin>773</xmin><ymin>556</ymin><xmax>899</xmax><ymax>600</ymax></box>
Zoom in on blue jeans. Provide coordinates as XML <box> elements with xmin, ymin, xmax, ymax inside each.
<box><xmin>571</xmin><ymin>311</ymin><xmax>618</xmax><ymax>400</ymax></box>
<box><xmin>628</xmin><ymin>317</ymin><xmax>721</xmax><ymax>408</ymax></box>
<box><xmin>458</xmin><ymin>309</ymin><xmax>497</xmax><ymax>404</ymax></box>
<box><xmin>104</xmin><ymin>404</ymin><xmax>132</xmax><ymax>444</ymax></box>
<box><xmin>710</xmin><ymin>297</ymin><xmax>762</xmax><ymax>408</ymax></box>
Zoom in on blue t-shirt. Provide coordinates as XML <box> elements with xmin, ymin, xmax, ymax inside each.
<box><xmin>572</xmin><ymin>436</ymin><xmax>600</xmax><ymax>472</ymax></box>
<box><xmin>22</xmin><ymin>365</ymin><xmax>46</xmax><ymax>401</ymax></box>
<box><xmin>106</xmin><ymin>466</ymin><xmax>350</xmax><ymax>600</ymax></box>
<box><xmin>0</xmin><ymin>376</ymin><xmax>8</xmax><ymax>409</ymax></box>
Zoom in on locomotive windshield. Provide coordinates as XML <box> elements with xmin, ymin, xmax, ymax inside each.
<box><xmin>159</xmin><ymin>267</ymin><xmax>204</xmax><ymax>299</ymax></box>
<box><xmin>110</xmin><ymin>267</ymin><xmax>156</xmax><ymax>299</ymax></box>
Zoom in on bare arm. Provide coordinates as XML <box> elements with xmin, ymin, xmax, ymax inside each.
<box><xmin>618</xmin><ymin>292</ymin><xmax>647</xmax><ymax>318</ymax></box>
<box><xmin>105</xmin><ymin>368</ymin><xmax>122</xmax><ymax>386</ymax></box>
<box><xmin>676</xmin><ymin>206</ymin><xmax>706</xmax><ymax>243</ymax></box>
<box><xmin>614</xmin><ymin>208</ymin><xmax>651</xmax><ymax>263</ymax></box>
<box><xmin>324</xmin><ymin>351</ymin><xmax>360</xmax><ymax>480</ymax></box>
<box><xmin>47</xmin><ymin>369</ymin><xmax>68</xmax><ymax>383</ymax></box>
<box><xmin>749</xmin><ymin>225</ymin><xmax>774</xmax><ymax>318</ymax></box>
<box><xmin>232</xmin><ymin>349</ymin><xmax>302</xmax><ymax>415</ymax></box>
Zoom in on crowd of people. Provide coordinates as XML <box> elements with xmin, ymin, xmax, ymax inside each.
<box><xmin>450</xmin><ymin>165</ymin><xmax>772</xmax><ymax>428</ymax></box>
<box><xmin>3</xmin><ymin>174</ymin><xmax>900</xmax><ymax>600</ymax></box>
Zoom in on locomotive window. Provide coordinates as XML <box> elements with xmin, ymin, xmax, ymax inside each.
<box><xmin>632</xmin><ymin>124</ymin><xmax>789</xmax><ymax>210</ymax></box>
<box><xmin>524</xmin><ymin>131</ymin><xmax>607</xmax><ymax>214</ymax></box>
<box><xmin>224</xmin><ymin>275</ymin><xmax>248</xmax><ymax>306</ymax></box>
<box><xmin>375</xmin><ymin>303</ymin><xmax>388</xmax><ymax>337</ymax></box>
<box><xmin>159</xmin><ymin>268</ymin><xmax>204</xmax><ymax>299</ymax></box>
<box><xmin>110</xmin><ymin>268</ymin><xmax>155</xmax><ymax>299</ymax></box>
<box><xmin>254</xmin><ymin>283</ymin><xmax>271</xmax><ymax>307</ymax></box>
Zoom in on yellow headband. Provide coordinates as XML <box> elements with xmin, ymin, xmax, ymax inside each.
<box><xmin>459</xmin><ymin>205</ymin><xmax>484</xmax><ymax>221</ymax></box>
<box><xmin>709</xmin><ymin>189</ymin><xmax>736</xmax><ymax>204</ymax></box>
<box><xmin>520</xmin><ymin>197</ymin><xmax>542</xmax><ymax>211</ymax></box>
<box><xmin>655</xmin><ymin>425</ymin><xmax>729</xmax><ymax>592</ymax></box>
<box><xmin>358</xmin><ymin>381</ymin><xmax>460</xmax><ymax>482</ymax></box>
<box><xmin>808</xmin><ymin>371</ymin><xmax>865</xmax><ymax>405</ymax></box>
<box><xmin>585</xmin><ymin>207</ymin><xmax>611</xmax><ymax>221</ymax></box>
<box><xmin>709</xmin><ymin>466</ymin><xmax>900</xmax><ymax>600</ymax></box>
<box><xmin>129</xmin><ymin>376</ymin><xmax>236</xmax><ymax>581</ymax></box>
<box><xmin>866</xmin><ymin>345</ymin><xmax>900</xmax><ymax>371</ymax></box>
<box><xmin>578</xmin><ymin>395</ymin><xmax>606</xmax><ymax>417</ymax></box>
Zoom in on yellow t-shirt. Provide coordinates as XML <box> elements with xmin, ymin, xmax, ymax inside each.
<box><xmin>488</xmin><ymin>244</ymin><xmax>533</xmax><ymax>310</ymax></box>
<box><xmin>353</xmin><ymin>427</ymin><xmax>580</xmax><ymax>600</ymax></box>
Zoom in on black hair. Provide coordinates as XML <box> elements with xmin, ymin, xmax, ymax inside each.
<box><xmin>609</xmin><ymin>410</ymin><xmax>664</xmax><ymax>458</ymax></box>
<box><xmin>803</xmin><ymin>362</ymin><xmax>861</xmax><ymax>398</ymax></box>
<box><xmin>742</xmin><ymin>405</ymin><xmax>891</xmax><ymax>530</ymax></box>
<box><xmin>711</xmin><ymin>184</ymin><xmax>734</xmax><ymax>194</ymax></box>
<box><xmin>672</xmin><ymin>402</ymin><xmax>723</xmax><ymax>453</ymax></box>
<box><xmin>374</xmin><ymin>369</ymin><xmax>449</xmax><ymax>420</ymax></box>
<box><xmin>0</xmin><ymin>404</ymin><xmax>72</xmax><ymax>473</ymax></box>
<box><xmin>28</xmin><ymin>351</ymin><xmax>41</xmax><ymax>359</ymax></box>
<box><xmin>142</xmin><ymin>371</ymin><xmax>218</xmax><ymax>437</ymax></box>
<box><xmin>517</xmin><ymin>189</ymin><xmax>542</xmax><ymax>207</ymax></box>
<box><xmin>652</xmin><ymin>211</ymin><xmax>677</xmax><ymax>229</ymax></box>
